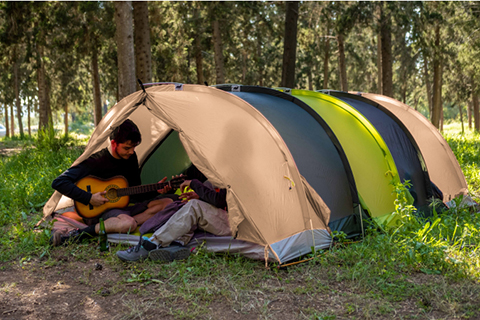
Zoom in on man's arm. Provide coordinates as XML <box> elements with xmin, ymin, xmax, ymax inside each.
<box><xmin>186</xmin><ymin>179</ymin><xmax>228</xmax><ymax>210</ymax></box>
<box><xmin>52</xmin><ymin>162</ymin><xmax>107</xmax><ymax>206</ymax></box>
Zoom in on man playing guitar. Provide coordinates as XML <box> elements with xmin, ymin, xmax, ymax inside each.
<box><xmin>51</xmin><ymin>119</ymin><xmax>173</xmax><ymax>246</ymax></box>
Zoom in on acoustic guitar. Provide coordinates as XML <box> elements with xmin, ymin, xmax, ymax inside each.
<box><xmin>74</xmin><ymin>175</ymin><xmax>185</xmax><ymax>219</ymax></box>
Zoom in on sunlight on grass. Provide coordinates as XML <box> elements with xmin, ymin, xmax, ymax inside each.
<box><xmin>443</xmin><ymin>122</ymin><xmax>480</xmax><ymax>196</ymax></box>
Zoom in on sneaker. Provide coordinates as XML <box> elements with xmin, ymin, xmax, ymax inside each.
<box><xmin>50</xmin><ymin>228</ymin><xmax>81</xmax><ymax>247</ymax></box>
<box><xmin>149</xmin><ymin>243</ymin><xmax>190</xmax><ymax>262</ymax></box>
<box><xmin>116</xmin><ymin>238</ymin><xmax>150</xmax><ymax>262</ymax></box>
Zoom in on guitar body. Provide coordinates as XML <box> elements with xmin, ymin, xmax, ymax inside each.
<box><xmin>75</xmin><ymin>176</ymin><xmax>131</xmax><ymax>219</ymax></box>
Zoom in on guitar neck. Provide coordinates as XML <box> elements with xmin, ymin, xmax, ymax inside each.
<box><xmin>116</xmin><ymin>181</ymin><xmax>170</xmax><ymax>197</ymax></box>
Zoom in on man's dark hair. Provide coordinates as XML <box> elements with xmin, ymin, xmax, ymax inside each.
<box><xmin>110</xmin><ymin>119</ymin><xmax>142</xmax><ymax>144</ymax></box>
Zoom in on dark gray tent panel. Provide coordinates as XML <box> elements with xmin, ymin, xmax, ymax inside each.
<box><xmin>326</xmin><ymin>91</ymin><xmax>435</xmax><ymax>214</ymax></box>
<box><xmin>216</xmin><ymin>85</ymin><xmax>364</xmax><ymax>237</ymax></box>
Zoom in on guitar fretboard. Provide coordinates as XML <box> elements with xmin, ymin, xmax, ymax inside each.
<box><xmin>116</xmin><ymin>182</ymin><xmax>169</xmax><ymax>197</ymax></box>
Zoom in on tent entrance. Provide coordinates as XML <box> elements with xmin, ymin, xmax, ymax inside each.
<box><xmin>140</xmin><ymin>130</ymin><xmax>191</xmax><ymax>184</ymax></box>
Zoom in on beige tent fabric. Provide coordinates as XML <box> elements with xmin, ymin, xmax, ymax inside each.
<box><xmin>360</xmin><ymin>93</ymin><xmax>468</xmax><ymax>201</ymax></box>
<box><xmin>42</xmin><ymin>84</ymin><xmax>331</xmax><ymax>261</ymax></box>
<box><xmin>301</xmin><ymin>176</ymin><xmax>331</xmax><ymax>229</ymax></box>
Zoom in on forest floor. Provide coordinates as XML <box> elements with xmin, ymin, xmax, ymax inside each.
<box><xmin>1</xmin><ymin>240</ymin><xmax>479</xmax><ymax>320</ymax></box>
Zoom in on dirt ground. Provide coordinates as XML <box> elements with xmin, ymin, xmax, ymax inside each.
<box><xmin>0</xmin><ymin>256</ymin><xmax>334</xmax><ymax>320</ymax></box>
<box><xmin>1</xmin><ymin>247</ymin><xmax>479</xmax><ymax>320</ymax></box>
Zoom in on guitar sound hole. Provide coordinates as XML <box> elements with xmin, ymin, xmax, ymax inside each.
<box><xmin>105</xmin><ymin>186</ymin><xmax>119</xmax><ymax>202</ymax></box>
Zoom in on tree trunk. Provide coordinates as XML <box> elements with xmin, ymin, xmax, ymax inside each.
<box><xmin>338</xmin><ymin>33</ymin><xmax>348</xmax><ymax>92</ymax></box>
<box><xmin>459</xmin><ymin>104</ymin><xmax>464</xmax><ymax>134</ymax></box>
<box><xmin>380</xmin><ymin>2</ymin><xmax>393</xmax><ymax>98</ymax></box>
<box><xmin>323</xmin><ymin>37</ymin><xmax>330</xmax><ymax>89</ymax></box>
<box><xmin>194</xmin><ymin>26</ymin><xmax>204</xmax><ymax>84</ymax></box>
<box><xmin>377</xmin><ymin>32</ymin><xmax>382</xmax><ymax>94</ymax></box>
<box><xmin>431</xmin><ymin>24</ymin><xmax>442</xmax><ymax>129</ymax></box>
<box><xmin>440</xmin><ymin>107</ymin><xmax>444</xmax><ymax>132</ymax></box>
<box><xmin>10</xmin><ymin>104</ymin><xmax>14</xmax><ymax>136</ymax></box>
<box><xmin>212</xmin><ymin>19</ymin><xmax>225</xmax><ymax>84</ymax></box>
<box><xmin>4</xmin><ymin>104</ymin><xmax>9</xmax><ymax>138</ymax></box>
<box><xmin>376</xmin><ymin>5</ymin><xmax>382</xmax><ymax>94</ymax></box>
<box><xmin>424</xmin><ymin>54</ymin><xmax>433</xmax><ymax>118</ymax></box>
<box><xmin>13</xmin><ymin>49</ymin><xmax>24</xmax><ymax>138</ymax></box>
<box><xmin>37</xmin><ymin>44</ymin><xmax>50</xmax><ymax>130</ymax></box>
<box><xmin>133</xmin><ymin>1</ymin><xmax>152</xmax><ymax>88</ymax></box>
<box><xmin>46</xmin><ymin>78</ymin><xmax>52</xmax><ymax>125</ymax></box>
<box><xmin>468</xmin><ymin>100</ymin><xmax>472</xmax><ymax>129</ymax></box>
<box><xmin>92</xmin><ymin>47</ymin><xmax>102</xmax><ymax>126</ymax></box>
<box><xmin>281</xmin><ymin>1</ymin><xmax>299</xmax><ymax>88</ymax></box>
<box><xmin>307</xmin><ymin>68</ymin><xmax>313</xmax><ymax>91</ymax></box>
<box><xmin>192</xmin><ymin>6</ymin><xmax>204</xmax><ymax>85</ymax></box>
<box><xmin>194</xmin><ymin>35</ymin><xmax>204</xmax><ymax>85</ymax></box>
<box><xmin>322</xmin><ymin>16</ymin><xmax>330</xmax><ymax>90</ymax></box>
<box><xmin>27</xmin><ymin>97</ymin><xmax>31</xmax><ymax>136</ymax></box>
<box><xmin>256</xmin><ymin>31</ymin><xmax>263</xmax><ymax>86</ymax></box>
<box><xmin>401</xmin><ymin>68</ymin><xmax>407</xmax><ymax>104</ymax></box>
<box><xmin>473</xmin><ymin>82</ymin><xmax>479</xmax><ymax>132</ymax></box>
<box><xmin>64</xmin><ymin>102</ymin><xmax>69</xmax><ymax>137</ymax></box>
<box><xmin>115</xmin><ymin>1</ymin><xmax>136</xmax><ymax>100</ymax></box>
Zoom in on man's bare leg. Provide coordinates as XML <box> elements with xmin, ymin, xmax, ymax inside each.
<box><xmin>52</xmin><ymin>199</ymin><xmax>174</xmax><ymax>246</ymax></box>
<box><xmin>96</xmin><ymin>214</ymin><xmax>138</xmax><ymax>234</ymax></box>
<box><xmin>134</xmin><ymin>198</ymin><xmax>173</xmax><ymax>225</ymax></box>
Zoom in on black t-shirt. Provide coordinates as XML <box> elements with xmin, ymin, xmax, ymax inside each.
<box><xmin>52</xmin><ymin>148</ymin><xmax>142</xmax><ymax>205</ymax></box>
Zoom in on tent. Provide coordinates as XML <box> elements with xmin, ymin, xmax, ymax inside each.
<box><xmin>278</xmin><ymin>89</ymin><xmax>402</xmax><ymax>226</ymax></box>
<box><xmin>41</xmin><ymin>83</ymin><xmax>468</xmax><ymax>263</ymax></box>
<box><xmin>214</xmin><ymin>85</ymin><xmax>365</xmax><ymax>238</ymax></box>
<box><xmin>42</xmin><ymin>84</ymin><xmax>332</xmax><ymax>264</ymax></box>
<box><xmin>323</xmin><ymin>91</ymin><xmax>435</xmax><ymax>215</ymax></box>
<box><xmin>354</xmin><ymin>92</ymin><xmax>468</xmax><ymax>202</ymax></box>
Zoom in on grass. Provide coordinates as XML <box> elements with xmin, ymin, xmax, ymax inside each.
<box><xmin>0</xmin><ymin>123</ymin><xmax>480</xmax><ymax>318</ymax></box>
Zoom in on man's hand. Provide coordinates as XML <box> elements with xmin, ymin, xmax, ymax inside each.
<box><xmin>90</xmin><ymin>191</ymin><xmax>109</xmax><ymax>206</ymax></box>
<box><xmin>179</xmin><ymin>180</ymin><xmax>192</xmax><ymax>192</ymax></box>
<box><xmin>156</xmin><ymin>177</ymin><xmax>171</xmax><ymax>194</ymax></box>
<box><xmin>179</xmin><ymin>191</ymin><xmax>199</xmax><ymax>203</ymax></box>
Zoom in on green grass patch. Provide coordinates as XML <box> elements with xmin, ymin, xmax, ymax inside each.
<box><xmin>0</xmin><ymin>132</ymin><xmax>85</xmax><ymax>261</ymax></box>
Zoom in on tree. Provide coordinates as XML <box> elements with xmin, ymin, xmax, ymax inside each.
<box><xmin>323</xmin><ymin>11</ymin><xmax>331</xmax><ymax>89</ymax></box>
<box><xmin>281</xmin><ymin>1</ymin><xmax>299</xmax><ymax>88</ymax></box>
<box><xmin>115</xmin><ymin>1</ymin><xmax>136</xmax><ymax>100</ymax></box>
<box><xmin>379</xmin><ymin>2</ymin><xmax>393</xmax><ymax>97</ymax></box>
<box><xmin>1</xmin><ymin>2</ymin><xmax>29</xmax><ymax>137</ymax></box>
<box><xmin>192</xmin><ymin>4</ymin><xmax>204</xmax><ymax>85</ymax></box>
<box><xmin>210</xmin><ymin>2</ymin><xmax>226</xmax><ymax>84</ymax></box>
<box><xmin>133</xmin><ymin>1</ymin><xmax>152</xmax><ymax>87</ymax></box>
<box><xmin>29</xmin><ymin>1</ymin><xmax>54</xmax><ymax>131</ymax></box>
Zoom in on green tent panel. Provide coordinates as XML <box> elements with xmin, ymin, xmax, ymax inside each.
<box><xmin>140</xmin><ymin>130</ymin><xmax>191</xmax><ymax>184</ymax></box>
<box><xmin>282</xmin><ymin>89</ymin><xmax>403</xmax><ymax>226</ymax></box>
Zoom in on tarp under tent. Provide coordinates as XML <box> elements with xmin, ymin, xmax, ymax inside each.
<box><xmin>323</xmin><ymin>91</ymin><xmax>436</xmax><ymax>215</ymax></box>
<box><xmin>355</xmin><ymin>92</ymin><xmax>468</xmax><ymax>202</ymax></box>
<box><xmin>41</xmin><ymin>84</ymin><xmax>333</xmax><ymax>264</ymax></box>
<box><xmin>279</xmin><ymin>89</ymin><xmax>403</xmax><ymax>226</ymax></box>
<box><xmin>214</xmin><ymin>85</ymin><xmax>365</xmax><ymax>238</ymax></box>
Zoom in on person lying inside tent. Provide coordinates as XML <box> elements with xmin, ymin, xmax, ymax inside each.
<box><xmin>50</xmin><ymin>119</ymin><xmax>174</xmax><ymax>246</ymax></box>
<box><xmin>116</xmin><ymin>178</ymin><xmax>230</xmax><ymax>262</ymax></box>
